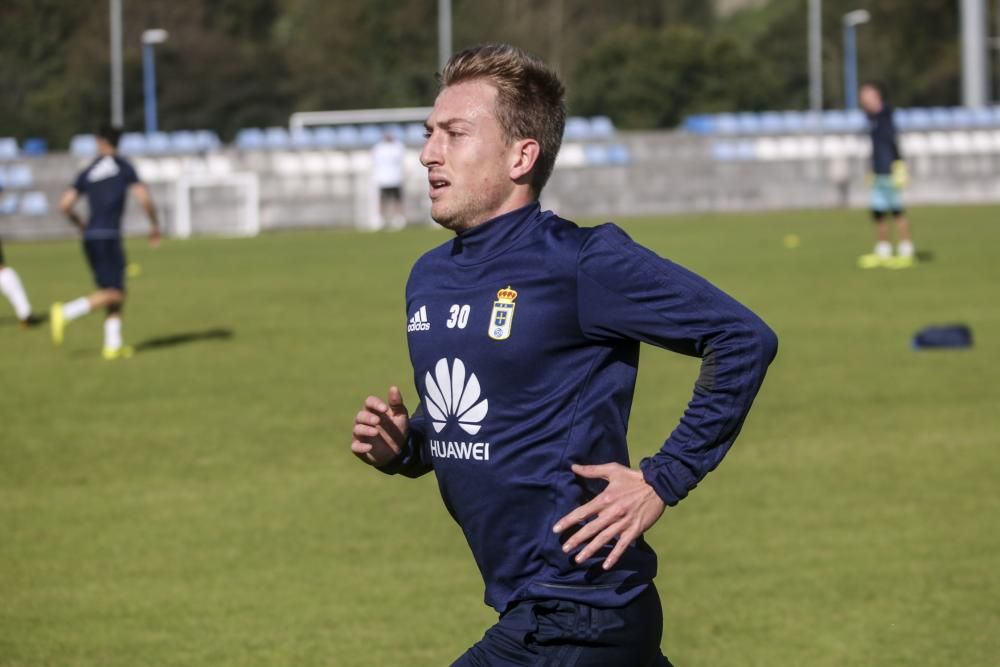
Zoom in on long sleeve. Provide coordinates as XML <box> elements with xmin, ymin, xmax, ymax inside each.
<box><xmin>576</xmin><ymin>224</ymin><xmax>778</xmax><ymax>506</ymax></box>
<box><xmin>376</xmin><ymin>402</ymin><xmax>434</xmax><ymax>478</ymax></box>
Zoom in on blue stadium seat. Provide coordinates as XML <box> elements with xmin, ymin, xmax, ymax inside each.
<box><xmin>22</xmin><ymin>138</ymin><xmax>47</xmax><ymax>156</ymax></box>
<box><xmin>147</xmin><ymin>132</ymin><xmax>171</xmax><ymax>153</ymax></box>
<box><xmin>928</xmin><ymin>107</ymin><xmax>953</xmax><ymax>129</ymax></box>
<box><xmin>0</xmin><ymin>192</ymin><xmax>17</xmax><ymax>215</ymax></box>
<box><xmin>950</xmin><ymin>107</ymin><xmax>975</xmax><ymax>128</ymax></box>
<box><xmin>336</xmin><ymin>125</ymin><xmax>361</xmax><ymax>148</ymax></box>
<box><xmin>290</xmin><ymin>127</ymin><xmax>315</xmax><ymax>149</ymax></box>
<box><xmin>589</xmin><ymin>116</ymin><xmax>615</xmax><ymax>138</ymax></box>
<box><xmin>991</xmin><ymin>106</ymin><xmax>1000</xmax><ymax>127</ymax></box>
<box><xmin>734</xmin><ymin>140</ymin><xmax>756</xmax><ymax>160</ymax></box>
<box><xmin>264</xmin><ymin>127</ymin><xmax>290</xmax><ymax>149</ymax></box>
<box><xmin>607</xmin><ymin>144</ymin><xmax>631</xmax><ymax>165</ymax></box>
<box><xmin>6</xmin><ymin>164</ymin><xmax>32</xmax><ymax>188</ymax></box>
<box><xmin>714</xmin><ymin>113</ymin><xmax>739</xmax><ymax>135</ymax></box>
<box><xmin>780</xmin><ymin>111</ymin><xmax>806</xmax><ymax>133</ymax></box>
<box><xmin>70</xmin><ymin>134</ymin><xmax>99</xmax><ymax>158</ymax></box>
<box><xmin>170</xmin><ymin>130</ymin><xmax>199</xmax><ymax>153</ymax></box>
<box><xmin>583</xmin><ymin>144</ymin><xmax>610</xmax><ymax>165</ymax></box>
<box><xmin>195</xmin><ymin>130</ymin><xmax>222</xmax><ymax>151</ymax></box>
<box><xmin>0</xmin><ymin>137</ymin><xmax>19</xmax><ymax>160</ymax></box>
<box><xmin>822</xmin><ymin>110</ymin><xmax>852</xmax><ymax>133</ymax></box>
<box><xmin>682</xmin><ymin>115</ymin><xmax>714</xmax><ymax>134</ymax></box>
<box><xmin>968</xmin><ymin>106</ymin><xmax>994</xmax><ymax>128</ymax></box>
<box><xmin>119</xmin><ymin>132</ymin><xmax>148</xmax><ymax>155</ymax></box>
<box><xmin>759</xmin><ymin>111</ymin><xmax>783</xmax><ymax>134</ymax></box>
<box><xmin>404</xmin><ymin>122</ymin><xmax>427</xmax><ymax>145</ymax></box>
<box><xmin>893</xmin><ymin>108</ymin><xmax>913</xmax><ymax>130</ymax></box>
<box><xmin>564</xmin><ymin>117</ymin><xmax>591</xmax><ymax>141</ymax></box>
<box><xmin>845</xmin><ymin>109</ymin><xmax>866</xmax><ymax>131</ymax></box>
<box><xmin>19</xmin><ymin>191</ymin><xmax>48</xmax><ymax>216</ymax></box>
<box><xmin>711</xmin><ymin>141</ymin><xmax>737</xmax><ymax>161</ymax></box>
<box><xmin>358</xmin><ymin>124</ymin><xmax>382</xmax><ymax>146</ymax></box>
<box><xmin>312</xmin><ymin>126</ymin><xmax>338</xmax><ymax>148</ymax></box>
<box><xmin>736</xmin><ymin>112</ymin><xmax>762</xmax><ymax>135</ymax></box>
<box><xmin>907</xmin><ymin>108</ymin><xmax>932</xmax><ymax>130</ymax></box>
<box><xmin>235</xmin><ymin>128</ymin><xmax>265</xmax><ymax>150</ymax></box>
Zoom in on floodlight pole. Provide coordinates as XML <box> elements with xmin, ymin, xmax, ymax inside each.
<box><xmin>110</xmin><ymin>0</ymin><xmax>124</xmax><ymax>128</ymax></box>
<box><xmin>842</xmin><ymin>10</ymin><xmax>870</xmax><ymax>110</ymax></box>
<box><xmin>438</xmin><ymin>0</ymin><xmax>452</xmax><ymax>72</ymax></box>
<box><xmin>960</xmin><ymin>0</ymin><xmax>989</xmax><ymax>107</ymax></box>
<box><xmin>142</xmin><ymin>29</ymin><xmax>168</xmax><ymax>134</ymax></box>
<box><xmin>808</xmin><ymin>0</ymin><xmax>823</xmax><ymax>113</ymax></box>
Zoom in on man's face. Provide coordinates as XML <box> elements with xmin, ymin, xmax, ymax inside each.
<box><xmin>420</xmin><ymin>79</ymin><xmax>518</xmax><ymax>232</ymax></box>
<box><xmin>859</xmin><ymin>86</ymin><xmax>882</xmax><ymax>114</ymax></box>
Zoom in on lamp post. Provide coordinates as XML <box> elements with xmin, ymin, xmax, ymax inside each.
<box><xmin>842</xmin><ymin>9</ymin><xmax>870</xmax><ymax>110</ymax></box>
<box><xmin>142</xmin><ymin>29</ymin><xmax>168</xmax><ymax>134</ymax></box>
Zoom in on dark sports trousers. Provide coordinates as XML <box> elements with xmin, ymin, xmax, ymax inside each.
<box><xmin>83</xmin><ymin>238</ymin><xmax>126</xmax><ymax>291</ymax></box>
<box><xmin>452</xmin><ymin>584</ymin><xmax>674</xmax><ymax>666</ymax></box>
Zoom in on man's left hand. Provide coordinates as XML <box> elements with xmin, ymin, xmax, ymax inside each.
<box><xmin>553</xmin><ymin>463</ymin><xmax>666</xmax><ymax>571</ymax></box>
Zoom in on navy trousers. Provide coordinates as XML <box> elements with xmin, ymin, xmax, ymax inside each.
<box><xmin>452</xmin><ymin>584</ymin><xmax>673</xmax><ymax>666</ymax></box>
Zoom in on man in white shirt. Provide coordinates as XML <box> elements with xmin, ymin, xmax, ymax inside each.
<box><xmin>371</xmin><ymin>131</ymin><xmax>407</xmax><ymax>230</ymax></box>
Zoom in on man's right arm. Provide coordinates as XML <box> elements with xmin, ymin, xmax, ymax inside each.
<box><xmin>350</xmin><ymin>386</ymin><xmax>432</xmax><ymax>478</ymax></box>
<box><xmin>58</xmin><ymin>188</ymin><xmax>85</xmax><ymax>230</ymax></box>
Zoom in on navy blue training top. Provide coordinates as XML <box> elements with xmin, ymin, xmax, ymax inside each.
<box><xmin>72</xmin><ymin>155</ymin><xmax>140</xmax><ymax>239</ymax></box>
<box><xmin>383</xmin><ymin>202</ymin><xmax>778</xmax><ymax>612</ymax></box>
<box><xmin>867</xmin><ymin>105</ymin><xmax>901</xmax><ymax>175</ymax></box>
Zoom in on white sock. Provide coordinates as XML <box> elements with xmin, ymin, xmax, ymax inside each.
<box><xmin>63</xmin><ymin>297</ymin><xmax>91</xmax><ymax>321</ymax></box>
<box><xmin>0</xmin><ymin>266</ymin><xmax>32</xmax><ymax>320</ymax></box>
<box><xmin>875</xmin><ymin>241</ymin><xmax>892</xmax><ymax>258</ymax></box>
<box><xmin>104</xmin><ymin>316</ymin><xmax>122</xmax><ymax>350</ymax></box>
<box><xmin>897</xmin><ymin>240</ymin><xmax>914</xmax><ymax>258</ymax></box>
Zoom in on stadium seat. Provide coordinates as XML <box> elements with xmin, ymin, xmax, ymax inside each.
<box><xmin>22</xmin><ymin>138</ymin><xmax>47</xmax><ymax>156</ymax></box>
<box><xmin>780</xmin><ymin>111</ymin><xmax>806</xmax><ymax>134</ymax></box>
<box><xmin>710</xmin><ymin>141</ymin><xmax>737</xmax><ymax>161</ymax></box>
<box><xmin>404</xmin><ymin>122</ymin><xmax>426</xmax><ymax>146</ymax></box>
<box><xmin>928</xmin><ymin>107</ymin><xmax>953</xmax><ymax>129</ymax></box>
<box><xmin>236</xmin><ymin>128</ymin><xmax>265</xmax><ymax>150</ymax></box>
<box><xmin>119</xmin><ymin>132</ymin><xmax>148</xmax><ymax>155</ymax></box>
<box><xmin>893</xmin><ymin>108</ymin><xmax>913</xmax><ymax>130</ymax></box>
<box><xmin>0</xmin><ymin>137</ymin><xmax>19</xmax><ymax>160</ymax></box>
<box><xmin>194</xmin><ymin>130</ymin><xmax>222</xmax><ymax>151</ymax></box>
<box><xmin>759</xmin><ymin>111</ymin><xmax>783</xmax><ymax>134</ymax></box>
<box><xmin>736</xmin><ymin>112</ymin><xmax>762</xmax><ymax>135</ymax></box>
<box><xmin>589</xmin><ymin>116</ymin><xmax>615</xmax><ymax>138</ymax></box>
<box><xmin>170</xmin><ymin>130</ymin><xmax>199</xmax><ymax>153</ymax></box>
<box><xmin>901</xmin><ymin>132</ymin><xmax>929</xmax><ymax>156</ymax></box>
<box><xmin>583</xmin><ymin>144</ymin><xmax>610</xmax><ymax>165</ymax></box>
<box><xmin>312</xmin><ymin>126</ymin><xmax>338</xmax><ymax>148</ymax></box>
<box><xmin>607</xmin><ymin>143</ymin><xmax>631</xmax><ymax>165</ymax></box>
<box><xmin>5</xmin><ymin>164</ymin><xmax>32</xmax><ymax>188</ymax></box>
<box><xmin>147</xmin><ymin>132</ymin><xmax>171</xmax><ymax>153</ymax></box>
<box><xmin>554</xmin><ymin>143</ymin><xmax>586</xmax><ymax>167</ymax></box>
<box><xmin>822</xmin><ymin>110</ymin><xmax>852</xmax><ymax>133</ymax></box>
<box><xmin>734</xmin><ymin>139</ymin><xmax>756</xmax><ymax>160</ymax></box>
<box><xmin>564</xmin><ymin>117</ymin><xmax>591</xmax><ymax>141</ymax></box>
<box><xmin>359</xmin><ymin>124</ymin><xmax>382</xmax><ymax>146</ymax></box>
<box><xmin>70</xmin><ymin>134</ymin><xmax>99</xmax><ymax>158</ymax></box>
<box><xmin>289</xmin><ymin>127</ymin><xmax>315</xmax><ymax>149</ymax></box>
<box><xmin>990</xmin><ymin>106</ymin><xmax>1000</xmax><ymax>127</ymax></box>
<box><xmin>19</xmin><ymin>191</ymin><xmax>48</xmax><ymax>216</ymax></box>
<box><xmin>336</xmin><ymin>125</ymin><xmax>361</xmax><ymax>148</ymax></box>
<box><xmin>968</xmin><ymin>107</ymin><xmax>994</xmax><ymax>128</ymax></box>
<box><xmin>382</xmin><ymin>123</ymin><xmax>406</xmax><ymax>141</ymax></box>
<box><xmin>682</xmin><ymin>114</ymin><xmax>714</xmax><ymax>134</ymax></box>
<box><xmin>0</xmin><ymin>192</ymin><xmax>17</xmax><ymax>215</ymax></box>
<box><xmin>714</xmin><ymin>113</ymin><xmax>739</xmax><ymax>135</ymax></box>
<box><xmin>264</xmin><ymin>127</ymin><xmax>290</xmax><ymax>150</ymax></box>
<box><xmin>950</xmin><ymin>107</ymin><xmax>975</xmax><ymax>128</ymax></box>
<box><xmin>907</xmin><ymin>108</ymin><xmax>932</xmax><ymax>130</ymax></box>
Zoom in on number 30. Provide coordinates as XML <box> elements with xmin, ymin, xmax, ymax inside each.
<box><xmin>447</xmin><ymin>304</ymin><xmax>471</xmax><ymax>329</ymax></box>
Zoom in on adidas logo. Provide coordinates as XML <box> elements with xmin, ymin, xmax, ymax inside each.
<box><xmin>424</xmin><ymin>358</ymin><xmax>488</xmax><ymax>435</ymax></box>
<box><xmin>407</xmin><ymin>305</ymin><xmax>431</xmax><ymax>332</ymax></box>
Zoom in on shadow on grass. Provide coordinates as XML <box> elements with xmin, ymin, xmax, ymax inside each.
<box><xmin>134</xmin><ymin>328</ymin><xmax>234</xmax><ymax>352</ymax></box>
<box><xmin>0</xmin><ymin>313</ymin><xmax>48</xmax><ymax>327</ymax></box>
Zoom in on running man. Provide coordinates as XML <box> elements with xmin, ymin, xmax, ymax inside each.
<box><xmin>350</xmin><ymin>45</ymin><xmax>778</xmax><ymax>665</ymax></box>
<box><xmin>857</xmin><ymin>82</ymin><xmax>916</xmax><ymax>269</ymax></box>
<box><xmin>53</xmin><ymin>124</ymin><xmax>160</xmax><ymax>358</ymax></box>
<box><xmin>0</xmin><ymin>240</ymin><xmax>35</xmax><ymax>327</ymax></box>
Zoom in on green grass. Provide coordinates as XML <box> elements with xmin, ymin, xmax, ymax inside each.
<box><xmin>2</xmin><ymin>205</ymin><xmax>999</xmax><ymax>666</ymax></box>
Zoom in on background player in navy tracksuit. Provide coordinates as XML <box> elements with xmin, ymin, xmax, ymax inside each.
<box><xmin>53</xmin><ymin>124</ymin><xmax>160</xmax><ymax>358</ymax></box>
<box><xmin>351</xmin><ymin>45</ymin><xmax>777</xmax><ymax>666</ymax></box>
<box><xmin>858</xmin><ymin>82</ymin><xmax>916</xmax><ymax>266</ymax></box>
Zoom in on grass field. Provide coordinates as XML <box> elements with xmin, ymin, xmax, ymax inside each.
<box><xmin>2</xmin><ymin>205</ymin><xmax>999</xmax><ymax>666</ymax></box>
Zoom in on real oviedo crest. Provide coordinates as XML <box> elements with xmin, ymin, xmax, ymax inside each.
<box><xmin>488</xmin><ymin>286</ymin><xmax>517</xmax><ymax>341</ymax></box>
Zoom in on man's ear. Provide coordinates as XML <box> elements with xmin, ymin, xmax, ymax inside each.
<box><xmin>509</xmin><ymin>138</ymin><xmax>540</xmax><ymax>183</ymax></box>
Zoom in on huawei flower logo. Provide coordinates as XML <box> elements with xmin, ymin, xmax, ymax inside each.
<box><xmin>424</xmin><ymin>358</ymin><xmax>489</xmax><ymax>435</ymax></box>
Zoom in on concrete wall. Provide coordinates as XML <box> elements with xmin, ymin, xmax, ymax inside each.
<box><xmin>2</xmin><ymin>129</ymin><xmax>998</xmax><ymax>242</ymax></box>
